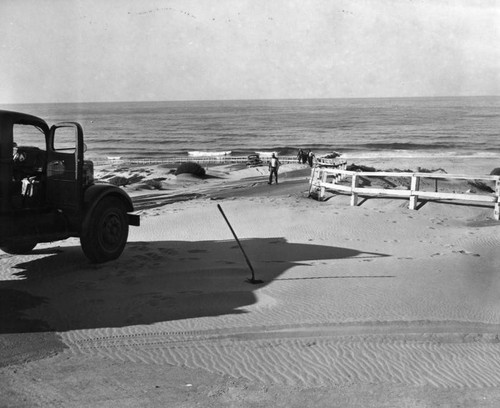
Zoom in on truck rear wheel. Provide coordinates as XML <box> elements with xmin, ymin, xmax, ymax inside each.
<box><xmin>80</xmin><ymin>197</ymin><xmax>129</xmax><ymax>263</ymax></box>
<box><xmin>0</xmin><ymin>241</ymin><xmax>37</xmax><ymax>255</ymax></box>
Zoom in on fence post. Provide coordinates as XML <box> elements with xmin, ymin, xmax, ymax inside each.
<box><xmin>409</xmin><ymin>175</ymin><xmax>420</xmax><ymax>210</ymax></box>
<box><xmin>319</xmin><ymin>170</ymin><xmax>328</xmax><ymax>201</ymax></box>
<box><xmin>350</xmin><ymin>174</ymin><xmax>359</xmax><ymax>206</ymax></box>
<box><xmin>332</xmin><ymin>165</ymin><xmax>339</xmax><ymax>184</ymax></box>
<box><xmin>308</xmin><ymin>166</ymin><xmax>317</xmax><ymax>197</ymax></box>
<box><xmin>495</xmin><ymin>178</ymin><xmax>500</xmax><ymax>221</ymax></box>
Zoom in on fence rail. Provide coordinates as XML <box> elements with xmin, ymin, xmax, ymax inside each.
<box><xmin>310</xmin><ymin>166</ymin><xmax>500</xmax><ymax>220</ymax></box>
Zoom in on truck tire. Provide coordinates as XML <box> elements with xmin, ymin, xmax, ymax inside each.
<box><xmin>0</xmin><ymin>241</ymin><xmax>37</xmax><ymax>255</ymax></box>
<box><xmin>80</xmin><ymin>197</ymin><xmax>129</xmax><ymax>263</ymax></box>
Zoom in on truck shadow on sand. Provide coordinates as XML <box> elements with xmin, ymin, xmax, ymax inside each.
<box><xmin>0</xmin><ymin>238</ymin><xmax>389</xmax><ymax>334</ymax></box>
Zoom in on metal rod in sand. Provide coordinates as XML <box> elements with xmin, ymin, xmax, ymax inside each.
<box><xmin>217</xmin><ymin>204</ymin><xmax>263</xmax><ymax>284</ymax></box>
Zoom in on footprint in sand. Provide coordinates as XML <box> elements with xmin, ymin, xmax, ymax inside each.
<box><xmin>453</xmin><ymin>250</ymin><xmax>480</xmax><ymax>257</ymax></box>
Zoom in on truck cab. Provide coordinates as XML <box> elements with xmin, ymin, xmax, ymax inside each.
<box><xmin>0</xmin><ymin>110</ymin><xmax>139</xmax><ymax>263</ymax></box>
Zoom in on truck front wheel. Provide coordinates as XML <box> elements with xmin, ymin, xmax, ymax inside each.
<box><xmin>80</xmin><ymin>197</ymin><xmax>129</xmax><ymax>263</ymax></box>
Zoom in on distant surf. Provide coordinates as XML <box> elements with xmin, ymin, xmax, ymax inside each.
<box><xmin>255</xmin><ymin>151</ymin><xmax>278</xmax><ymax>157</ymax></box>
<box><xmin>188</xmin><ymin>151</ymin><xmax>232</xmax><ymax>157</ymax></box>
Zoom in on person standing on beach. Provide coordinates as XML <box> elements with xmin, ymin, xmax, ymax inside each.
<box><xmin>307</xmin><ymin>150</ymin><xmax>315</xmax><ymax>167</ymax></box>
<box><xmin>303</xmin><ymin>150</ymin><xmax>309</xmax><ymax>164</ymax></box>
<box><xmin>268</xmin><ymin>153</ymin><xmax>280</xmax><ymax>184</ymax></box>
<box><xmin>297</xmin><ymin>149</ymin><xmax>303</xmax><ymax>163</ymax></box>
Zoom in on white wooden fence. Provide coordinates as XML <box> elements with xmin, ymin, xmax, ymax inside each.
<box><xmin>310</xmin><ymin>165</ymin><xmax>500</xmax><ymax>220</ymax></box>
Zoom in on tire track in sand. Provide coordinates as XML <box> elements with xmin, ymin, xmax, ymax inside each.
<box><xmin>62</xmin><ymin>321</ymin><xmax>500</xmax><ymax>388</ymax></box>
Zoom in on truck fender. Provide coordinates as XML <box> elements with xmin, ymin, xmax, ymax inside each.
<box><xmin>81</xmin><ymin>184</ymin><xmax>139</xmax><ymax>234</ymax></box>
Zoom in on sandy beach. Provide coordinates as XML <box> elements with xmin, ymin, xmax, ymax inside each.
<box><xmin>2</xmin><ymin>156</ymin><xmax>500</xmax><ymax>407</ymax></box>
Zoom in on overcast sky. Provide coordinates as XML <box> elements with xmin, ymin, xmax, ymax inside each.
<box><xmin>1</xmin><ymin>0</ymin><xmax>499</xmax><ymax>104</ymax></box>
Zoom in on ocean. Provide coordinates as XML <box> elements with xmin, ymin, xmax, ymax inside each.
<box><xmin>2</xmin><ymin>96</ymin><xmax>499</xmax><ymax>162</ymax></box>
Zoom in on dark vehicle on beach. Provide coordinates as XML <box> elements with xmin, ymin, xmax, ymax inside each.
<box><xmin>246</xmin><ymin>153</ymin><xmax>263</xmax><ymax>167</ymax></box>
<box><xmin>0</xmin><ymin>110</ymin><xmax>140</xmax><ymax>263</ymax></box>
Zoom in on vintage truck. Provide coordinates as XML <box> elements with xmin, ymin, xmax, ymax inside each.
<box><xmin>0</xmin><ymin>110</ymin><xmax>139</xmax><ymax>263</ymax></box>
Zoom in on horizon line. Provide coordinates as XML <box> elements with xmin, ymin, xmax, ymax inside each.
<box><xmin>1</xmin><ymin>94</ymin><xmax>499</xmax><ymax>106</ymax></box>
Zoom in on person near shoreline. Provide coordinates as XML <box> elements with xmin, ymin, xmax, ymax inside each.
<box><xmin>297</xmin><ymin>149</ymin><xmax>303</xmax><ymax>163</ymax></box>
<box><xmin>307</xmin><ymin>150</ymin><xmax>315</xmax><ymax>167</ymax></box>
<box><xmin>302</xmin><ymin>150</ymin><xmax>309</xmax><ymax>164</ymax></box>
<box><xmin>268</xmin><ymin>153</ymin><xmax>281</xmax><ymax>184</ymax></box>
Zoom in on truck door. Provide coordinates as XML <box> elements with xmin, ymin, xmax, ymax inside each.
<box><xmin>45</xmin><ymin>123</ymin><xmax>84</xmax><ymax>212</ymax></box>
